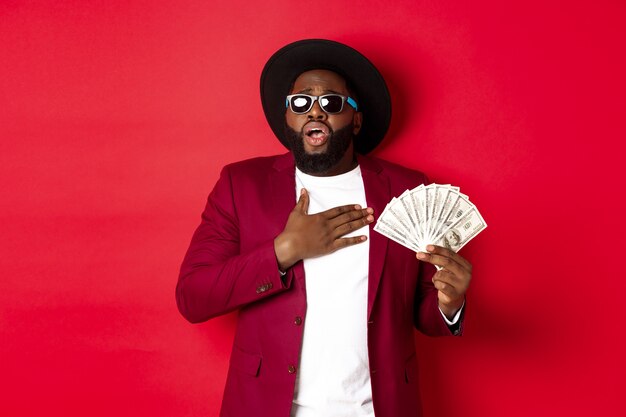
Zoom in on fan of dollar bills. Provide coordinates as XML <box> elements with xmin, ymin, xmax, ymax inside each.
<box><xmin>373</xmin><ymin>184</ymin><xmax>487</xmax><ymax>257</ymax></box>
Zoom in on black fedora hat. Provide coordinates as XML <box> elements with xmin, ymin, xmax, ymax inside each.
<box><xmin>260</xmin><ymin>39</ymin><xmax>391</xmax><ymax>155</ymax></box>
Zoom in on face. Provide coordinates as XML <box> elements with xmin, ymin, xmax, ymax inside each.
<box><xmin>285</xmin><ymin>69</ymin><xmax>362</xmax><ymax>175</ymax></box>
<box><xmin>445</xmin><ymin>230</ymin><xmax>461</xmax><ymax>246</ymax></box>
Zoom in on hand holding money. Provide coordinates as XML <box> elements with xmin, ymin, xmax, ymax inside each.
<box><xmin>374</xmin><ymin>183</ymin><xmax>486</xmax><ymax>319</ymax></box>
<box><xmin>417</xmin><ymin>244</ymin><xmax>472</xmax><ymax>319</ymax></box>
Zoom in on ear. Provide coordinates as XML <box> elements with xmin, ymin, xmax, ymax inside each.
<box><xmin>352</xmin><ymin>112</ymin><xmax>363</xmax><ymax>135</ymax></box>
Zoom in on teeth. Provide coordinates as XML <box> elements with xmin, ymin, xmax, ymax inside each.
<box><xmin>305</xmin><ymin>123</ymin><xmax>329</xmax><ymax>138</ymax></box>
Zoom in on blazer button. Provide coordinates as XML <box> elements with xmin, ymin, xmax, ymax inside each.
<box><xmin>294</xmin><ymin>316</ymin><xmax>302</xmax><ymax>326</ymax></box>
<box><xmin>256</xmin><ymin>284</ymin><xmax>270</xmax><ymax>294</ymax></box>
<box><xmin>288</xmin><ymin>365</ymin><xmax>296</xmax><ymax>374</ymax></box>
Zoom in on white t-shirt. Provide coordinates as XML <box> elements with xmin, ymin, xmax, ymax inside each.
<box><xmin>291</xmin><ymin>165</ymin><xmax>374</xmax><ymax>417</ymax></box>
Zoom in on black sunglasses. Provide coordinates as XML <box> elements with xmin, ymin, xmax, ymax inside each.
<box><xmin>286</xmin><ymin>94</ymin><xmax>358</xmax><ymax>114</ymax></box>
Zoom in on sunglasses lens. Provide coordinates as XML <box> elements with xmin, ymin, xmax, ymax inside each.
<box><xmin>320</xmin><ymin>95</ymin><xmax>344</xmax><ymax>113</ymax></box>
<box><xmin>290</xmin><ymin>95</ymin><xmax>312</xmax><ymax>113</ymax></box>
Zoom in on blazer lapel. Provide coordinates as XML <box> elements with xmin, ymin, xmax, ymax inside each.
<box><xmin>358</xmin><ymin>155</ymin><xmax>390</xmax><ymax>319</ymax></box>
<box><xmin>269</xmin><ymin>153</ymin><xmax>297</xmax><ymax>231</ymax></box>
<box><xmin>269</xmin><ymin>153</ymin><xmax>306</xmax><ymax>285</ymax></box>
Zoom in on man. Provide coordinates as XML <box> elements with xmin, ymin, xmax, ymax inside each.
<box><xmin>176</xmin><ymin>39</ymin><xmax>472</xmax><ymax>417</ymax></box>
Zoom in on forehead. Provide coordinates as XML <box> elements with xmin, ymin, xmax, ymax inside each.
<box><xmin>290</xmin><ymin>69</ymin><xmax>349</xmax><ymax>94</ymax></box>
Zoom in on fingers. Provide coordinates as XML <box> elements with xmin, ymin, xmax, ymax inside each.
<box><xmin>332</xmin><ymin>215</ymin><xmax>374</xmax><ymax>237</ymax></box>
<box><xmin>433</xmin><ymin>271</ymin><xmax>466</xmax><ymax>312</ymax></box>
<box><xmin>432</xmin><ymin>269</ymin><xmax>464</xmax><ymax>297</ymax></box>
<box><xmin>321</xmin><ymin>203</ymin><xmax>367</xmax><ymax>220</ymax></box>
<box><xmin>416</xmin><ymin>250</ymin><xmax>465</xmax><ymax>277</ymax></box>
<box><xmin>416</xmin><ymin>245</ymin><xmax>472</xmax><ymax>304</ymax></box>
<box><xmin>301</xmin><ymin>196</ymin><xmax>371</xmax><ymax>224</ymax></box>
<box><xmin>433</xmin><ymin>280</ymin><xmax>456</xmax><ymax>303</ymax></box>
<box><xmin>416</xmin><ymin>245</ymin><xmax>472</xmax><ymax>273</ymax></box>
<box><xmin>329</xmin><ymin>210</ymin><xmax>372</xmax><ymax>249</ymax></box>
<box><xmin>329</xmin><ymin>208</ymin><xmax>374</xmax><ymax>236</ymax></box>
<box><xmin>332</xmin><ymin>235</ymin><xmax>368</xmax><ymax>251</ymax></box>
<box><xmin>317</xmin><ymin>203</ymin><xmax>375</xmax><ymax>237</ymax></box>
<box><xmin>296</xmin><ymin>188</ymin><xmax>310</xmax><ymax>214</ymax></box>
<box><xmin>425</xmin><ymin>245</ymin><xmax>473</xmax><ymax>271</ymax></box>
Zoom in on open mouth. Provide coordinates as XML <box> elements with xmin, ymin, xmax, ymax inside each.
<box><xmin>303</xmin><ymin>122</ymin><xmax>330</xmax><ymax>147</ymax></box>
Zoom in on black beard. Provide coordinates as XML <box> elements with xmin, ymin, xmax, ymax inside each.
<box><xmin>284</xmin><ymin>122</ymin><xmax>355</xmax><ymax>175</ymax></box>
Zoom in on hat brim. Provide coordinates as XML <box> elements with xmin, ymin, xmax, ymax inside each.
<box><xmin>260</xmin><ymin>39</ymin><xmax>391</xmax><ymax>155</ymax></box>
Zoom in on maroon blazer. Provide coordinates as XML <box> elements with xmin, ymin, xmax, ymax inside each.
<box><xmin>177</xmin><ymin>152</ymin><xmax>462</xmax><ymax>417</ymax></box>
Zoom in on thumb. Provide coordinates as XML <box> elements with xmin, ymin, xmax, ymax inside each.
<box><xmin>297</xmin><ymin>188</ymin><xmax>309</xmax><ymax>214</ymax></box>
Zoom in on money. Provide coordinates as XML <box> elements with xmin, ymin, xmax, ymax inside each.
<box><xmin>374</xmin><ymin>184</ymin><xmax>486</xmax><ymax>266</ymax></box>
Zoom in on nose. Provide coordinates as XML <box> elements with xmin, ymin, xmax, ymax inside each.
<box><xmin>307</xmin><ymin>99</ymin><xmax>327</xmax><ymax>120</ymax></box>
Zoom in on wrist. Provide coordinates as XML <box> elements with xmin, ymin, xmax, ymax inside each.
<box><xmin>274</xmin><ymin>233</ymin><xmax>299</xmax><ymax>271</ymax></box>
<box><xmin>439</xmin><ymin>298</ymin><xmax>464</xmax><ymax>320</ymax></box>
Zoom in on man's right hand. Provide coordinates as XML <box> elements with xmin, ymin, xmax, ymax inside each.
<box><xmin>273</xmin><ymin>188</ymin><xmax>374</xmax><ymax>271</ymax></box>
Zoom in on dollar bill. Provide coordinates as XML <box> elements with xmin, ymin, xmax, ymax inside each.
<box><xmin>429</xmin><ymin>185</ymin><xmax>458</xmax><ymax>241</ymax></box>
<box><xmin>374</xmin><ymin>183</ymin><xmax>486</xmax><ymax>259</ymax></box>
<box><xmin>373</xmin><ymin>217</ymin><xmax>422</xmax><ymax>252</ymax></box>
<box><xmin>433</xmin><ymin>207</ymin><xmax>487</xmax><ymax>252</ymax></box>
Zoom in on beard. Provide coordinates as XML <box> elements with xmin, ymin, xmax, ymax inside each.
<box><xmin>284</xmin><ymin>122</ymin><xmax>355</xmax><ymax>175</ymax></box>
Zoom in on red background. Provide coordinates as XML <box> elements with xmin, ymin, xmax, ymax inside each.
<box><xmin>1</xmin><ymin>1</ymin><xmax>625</xmax><ymax>416</ymax></box>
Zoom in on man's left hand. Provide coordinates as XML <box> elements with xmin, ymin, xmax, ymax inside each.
<box><xmin>416</xmin><ymin>245</ymin><xmax>472</xmax><ymax>320</ymax></box>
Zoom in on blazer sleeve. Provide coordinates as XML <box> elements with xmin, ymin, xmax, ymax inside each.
<box><xmin>176</xmin><ymin>165</ymin><xmax>294</xmax><ymax>323</ymax></box>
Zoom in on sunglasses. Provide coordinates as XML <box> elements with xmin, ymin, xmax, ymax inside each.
<box><xmin>286</xmin><ymin>94</ymin><xmax>358</xmax><ymax>114</ymax></box>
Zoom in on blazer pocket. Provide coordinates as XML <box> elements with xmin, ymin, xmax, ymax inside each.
<box><xmin>404</xmin><ymin>352</ymin><xmax>418</xmax><ymax>384</ymax></box>
<box><xmin>230</xmin><ymin>345</ymin><xmax>262</xmax><ymax>377</ymax></box>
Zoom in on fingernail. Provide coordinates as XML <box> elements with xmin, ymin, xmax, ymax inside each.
<box><xmin>355</xmin><ymin>204</ymin><xmax>362</xmax><ymax>210</ymax></box>
<box><xmin>426</xmin><ymin>245</ymin><xmax>435</xmax><ymax>252</ymax></box>
<box><xmin>416</xmin><ymin>252</ymin><xmax>426</xmax><ymax>259</ymax></box>
<box><xmin>366</xmin><ymin>208</ymin><xmax>374</xmax><ymax>214</ymax></box>
<box><xmin>301</xmin><ymin>188</ymin><xmax>306</xmax><ymax>195</ymax></box>
<box><xmin>367</xmin><ymin>215</ymin><xmax>374</xmax><ymax>222</ymax></box>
